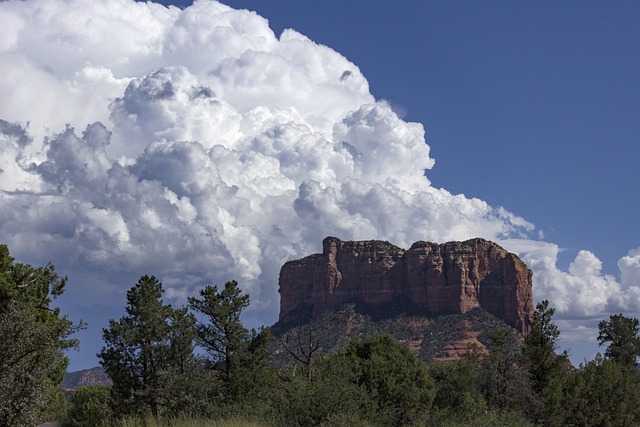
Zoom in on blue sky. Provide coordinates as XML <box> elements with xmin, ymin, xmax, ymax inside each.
<box><xmin>0</xmin><ymin>0</ymin><xmax>638</xmax><ymax>370</ymax></box>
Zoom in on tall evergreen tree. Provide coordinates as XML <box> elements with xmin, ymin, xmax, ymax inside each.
<box><xmin>523</xmin><ymin>300</ymin><xmax>568</xmax><ymax>424</ymax></box>
<box><xmin>597</xmin><ymin>313</ymin><xmax>640</xmax><ymax>367</ymax></box>
<box><xmin>0</xmin><ymin>244</ymin><xmax>82</xmax><ymax>426</ymax></box>
<box><xmin>188</xmin><ymin>281</ymin><xmax>249</xmax><ymax>382</ymax></box>
<box><xmin>99</xmin><ymin>275</ymin><xmax>196</xmax><ymax>418</ymax></box>
<box><xmin>188</xmin><ymin>280</ymin><xmax>276</xmax><ymax>404</ymax></box>
<box><xmin>481</xmin><ymin>327</ymin><xmax>539</xmax><ymax>416</ymax></box>
<box><xmin>523</xmin><ymin>301</ymin><xmax>568</xmax><ymax>387</ymax></box>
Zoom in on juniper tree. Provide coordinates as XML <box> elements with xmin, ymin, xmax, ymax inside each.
<box><xmin>331</xmin><ymin>334</ymin><xmax>436</xmax><ymax>426</ymax></box>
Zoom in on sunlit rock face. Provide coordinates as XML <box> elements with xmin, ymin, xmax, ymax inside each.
<box><xmin>278</xmin><ymin>236</ymin><xmax>534</xmax><ymax>335</ymax></box>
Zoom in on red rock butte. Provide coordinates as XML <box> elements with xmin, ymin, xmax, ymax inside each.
<box><xmin>278</xmin><ymin>236</ymin><xmax>534</xmax><ymax>335</ymax></box>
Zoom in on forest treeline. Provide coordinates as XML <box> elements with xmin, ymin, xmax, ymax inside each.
<box><xmin>2</xmin><ymin>243</ymin><xmax>640</xmax><ymax>426</ymax></box>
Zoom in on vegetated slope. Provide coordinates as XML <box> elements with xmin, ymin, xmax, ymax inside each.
<box><xmin>271</xmin><ymin>303</ymin><xmax>512</xmax><ymax>365</ymax></box>
<box><xmin>67</xmin><ymin>306</ymin><xmax>510</xmax><ymax>388</ymax></box>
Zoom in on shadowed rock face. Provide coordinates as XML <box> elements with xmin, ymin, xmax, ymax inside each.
<box><xmin>278</xmin><ymin>237</ymin><xmax>534</xmax><ymax>334</ymax></box>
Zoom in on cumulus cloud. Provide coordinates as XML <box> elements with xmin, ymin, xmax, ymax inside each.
<box><xmin>0</xmin><ymin>0</ymin><xmax>638</xmax><ymax>365</ymax></box>
<box><xmin>502</xmin><ymin>239</ymin><xmax>640</xmax><ymax>342</ymax></box>
<box><xmin>619</xmin><ymin>248</ymin><xmax>640</xmax><ymax>287</ymax></box>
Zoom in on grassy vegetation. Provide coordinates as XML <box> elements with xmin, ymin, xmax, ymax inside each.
<box><xmin>104</xmin><ymin>416</ymin><xmax>270</xmax><ymax>427</ymax></box>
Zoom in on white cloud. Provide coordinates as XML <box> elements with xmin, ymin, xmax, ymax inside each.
<box><xmin>0</xmin><ymin>0</ymin><xmax>638</xmax><ymax>367</ymax></box>
<box><xmin>619</xmin><ymin>248</ymin><xmax>640</xmax><ymax>287</ymax></box>
<box><xmin>502</xmin><ymin>239</ymin><xmax>640</xmax><ymax>335</ymax></box>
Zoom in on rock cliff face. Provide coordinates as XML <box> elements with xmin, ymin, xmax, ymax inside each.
<box><xmin>278</xmin><ymin>237</ymin><xmax>534</xmax><ymax>334</ymax></box>
<box><xmin>63</xmin><ymin>367</ymin><xmax>112</xmax><ymax>390</ymax></box>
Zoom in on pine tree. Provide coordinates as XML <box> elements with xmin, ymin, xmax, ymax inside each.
<box><xmin>597</xmin><ymin>314</ymin><xmax>640</xmax><ymax>368</ymax></box>
<box><xmin>99</xmin><ymin>275</ymin><xmax>196</xmax><ymax>418</ymax></box>
<box><xmin>188</xmin><ymin>280</ymin><xmax>275</xmax><ymax>403</ymax></box>
<box><xmin>188</xmin><ymin>281</ymin><xmax>249</xmax><ymax>383</ymax></box>
<box><xmin>523</xmin><ymin>300</ymin><xmax>568</xmax><ymax>424</ymax></box>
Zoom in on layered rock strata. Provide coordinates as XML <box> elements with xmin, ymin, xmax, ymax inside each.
<box><xmin>278</xmin><ymin>237</ymin><xmax>534</xmax><ymax>334</ymax></box>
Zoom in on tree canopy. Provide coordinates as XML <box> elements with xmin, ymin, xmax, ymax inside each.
<box><xmin>188</xmin><ymin>280</ymin><xmax>250</xmax><ymax>377</ymax></box>
<box><xmin>598</xmin><ymin>313</ymin><xmax>640</xmax><ymax>367</ymax></box>
<box><xmin>331</xmin><ymin>334</ymin><xmax>436</xmax><ymax>426</ymax></box>
<box><xmin>99</xmin><ymin>275</ymin><xmax>196</xmax><ymax>418</ymax></box>
<box><xmin>0</xmin><ymin>244</ymin><xmax>82</xmax><ymax>426</ymax></box>
<box><xmin>188</xmin><ymin>280</ymin><xmax>275</xmax><ymax>402</ymax></box>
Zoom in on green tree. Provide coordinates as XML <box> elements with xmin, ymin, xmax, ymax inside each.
<box><xmin>560</xmin><ymin>355</ymin><xmax>640</xmax><ymax>426</ymax></box>
<box><xmin>429</xmin><ymin>350</ymin><xmax>487</xmax><ymax>422</ymax></box>
<box><xmin>273</xmin><ymin>356</ymin><xmax>377</xmax><ymax>427</ymax></box>
<box><xmin>188</xmin><ymin>281</ymin><xmax>249</xmax><ymax>387</ymax></box>
<box><xmin>0</xmin><ymin>244</ymin><xmax>82</xmax><ymax>426</ymax></box>
<box><xmin>65</xmin><ymin>385</ymin><xmax>112</xmax><ymax>427</ymax></box>
<box><xmin>523</xmin><ymin>300</ymin><xmax>564</xmax><ymax>390</ymax></box>
<box><xmin>99</xmin><ymin>275</ymin><xmax>196</xmax><ymax>418</ymax></box>
<box><xmin>331</xmin><ymin>334</ymin><xmax>436</xmax><ymax>426</ymax></box>
<box><xmin>45</xmin><ymin>388</ymin><xmax>68</xmax><ymax>423</ymax></box>
<box><xmin>157</xmin><ymin>359</ymin><xmax>224</xmax><ymax>418</ymax></box>
<box><xmin>597</xmin><ymin>313</ymin><xmax>640</xmax><ymax>367</ymax></box>
<box><xmin>481</xmin><ymin>327</ymin><xmax>538</xmax><ymax>416</ymax></box>
<box><xmin>231</xmin><ymin>326</ymin><xmax>278</xmax><ymax>404</ymax></box>
<box><xmin>167</xmin><ymin>305</ymin><xmax>198</xmax><ymax>375</ymax></box>
<box><xmin>188</xmin><ymin>280</ymin><xmax>277</xmax><ymax>416</ymax></box>
<box><xmin>522</xmin><ymin>300</ymin><xmax>568</xmax><ymax>424</ymax></box>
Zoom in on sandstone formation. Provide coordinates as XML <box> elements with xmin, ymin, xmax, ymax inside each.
<box><xmin>436</xmin><ymin>321</ymin><xmax>489</xmax><ymax>361</ymax></box>
<box><xmin>63</xmin><ymin>367</ymin><xmax>112</xmax><ymax>390</ymax></box>
<box><xmin>278</xmin><ymin>237</ymin><xmax>534</xmax><ymax>334</ymax></box>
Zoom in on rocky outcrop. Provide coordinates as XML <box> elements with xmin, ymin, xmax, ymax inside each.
<box><xmin>63</xmin><ymin>367</ymin><xmax>112</xmax><ymax>390</ymax></box>
<box><xmin>278</xmin><ymin>237</ymin><xmax>534</xmax><ymax>334</ymax></box>
<box><xmin>436</xmin><ymin>321</ymin><xmax>489</xmax><ymax>361</ymax></box>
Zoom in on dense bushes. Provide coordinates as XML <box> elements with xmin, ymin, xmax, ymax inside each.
<box><xmin>65</xmin><ymin>385</ymin><xmax>112</xmax><ymax>427</ymax></box>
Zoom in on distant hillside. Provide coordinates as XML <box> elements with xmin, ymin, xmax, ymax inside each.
<box><xmin>271</xmin><ymin>304</ymin><xmax>512</xmax><ymax>365</ymax></box>
<box><xmin>63</xmin><ymin>366</ymin><xmax>111</xmax><ymax>390</ymax></box>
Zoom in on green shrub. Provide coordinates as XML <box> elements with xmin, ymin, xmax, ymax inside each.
<box><xmin>65</xmin><ymin>385</ymin><xmax>112</xmax><ymax>427</ymax></box>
